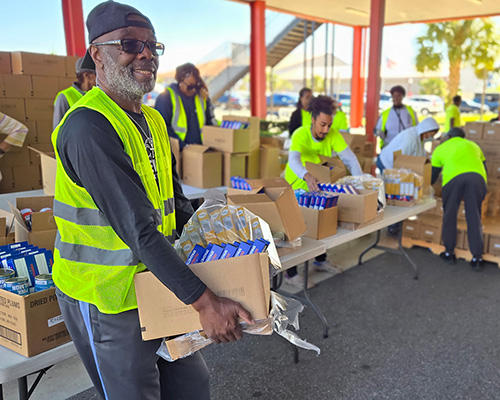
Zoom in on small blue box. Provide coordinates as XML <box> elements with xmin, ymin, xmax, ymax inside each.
<box><xmin>206</xmin><ymin>245</ymin><xmax>225</xmax><ymax>262</ymax></box>
<box><xmin>235</xmin><ymin>242</ymin><xmax>252</xmax><ymax>257</ymax></box>
<box><xmin>220</xmin><ymin>244</ymin><xmax>238</xmax><ymax>259</ymax></box>
<box><xmin>186</xmin><ymin>245</ymin><xmax>206</xmax><ymax>265</ymax></box>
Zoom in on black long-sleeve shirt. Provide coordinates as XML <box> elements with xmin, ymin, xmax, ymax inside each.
<box><xmin>57</xmin><ymin>107</ymin><xmax>206</xmax><ymax>305</ymax></box>
<box><xmin>288</xmin><ymin>108</ymin><xmax>303</xmax><ymax>136</ymax></box>
<box><xmin>155</xmin><ymin>83</ymin><xmax>216</xmax><ymax>150</ymax></box>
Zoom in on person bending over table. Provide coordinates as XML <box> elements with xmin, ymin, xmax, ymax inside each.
<box><xmin>283</xmin><ymin>95</ymin><xmax>363</xmax><ymax>289</ymax></box>
<box><xmin>432</xmin><ymin>127</ymin><xmax>487</xmax><ymax>272</ymax></box>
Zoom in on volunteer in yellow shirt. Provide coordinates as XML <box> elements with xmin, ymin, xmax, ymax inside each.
<box><xmin>444</xmin><ymin>95</ymin><xmax>461</xmax><ymax>133</ymax></box>
<box><xmin>431</xmin><ymin>127</ymin><xmax>487</xmax><ymax>271</ymax></box>
<box><xmin>332</xmin><ymin>99</ymin><xmax>348</xmax><ymax>132</ymax></box>
<box><xmin>285</xmin><ymin>95</ymin><xmax>363</xmax><ymax>191</ymax></box>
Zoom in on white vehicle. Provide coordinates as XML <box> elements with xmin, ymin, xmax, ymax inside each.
<box><xmin>406</xmin><ymin>95</ymin><xmax>445</xmax><ymax>115</ymax></box>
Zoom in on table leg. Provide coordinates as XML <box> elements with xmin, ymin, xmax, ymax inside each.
<box><xmin>398</xmin><ymin>231</ymin><xmax>419</xmax><ymax>280</ymax></box>
<box><xmin>0</xmin><ymin>383</ymin><xmax>4</xmax><ymax>400</ymax></box>
<box><xmin>17</xmin><ymin>376</ymin><xmax>28</xmax><ymax>400</ymax></box>
<box><xmin>290</xmin><ymin>343</ymin><xmax>299</xmax><ymax>364</ymax></box>
<box><xmin>358</xmin><ymin>230</ymin><xmax>381</xmax><ymax>265</ymax></box>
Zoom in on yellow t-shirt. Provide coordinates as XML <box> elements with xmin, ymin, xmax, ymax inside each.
<box><xmin>332</xmin><ymin>110</ymin><xmax>348</xmax><ymax>131</ymax></box>
<box><xmin>444</xmin><ymin>104</ymin><xmax>461</xmax><ymax>133</ymax></box>
<box><xmin>431</xmin><ymin>137</ymin><xmax>486</xmax><ymax>186</ymax></box>
<box><xmin>285</xmin><ymin>125</ymin><xmax>348</xmax><ymax>190</ymax></box>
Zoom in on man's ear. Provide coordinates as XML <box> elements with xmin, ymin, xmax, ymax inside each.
<box><xmin>89</xmin><ymin>46</ymin><xmax>103</xmax><ymax>70</ymax></box>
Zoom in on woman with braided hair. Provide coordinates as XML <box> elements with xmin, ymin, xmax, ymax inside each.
<box><xmin>155</xmin><ymin>62</ymin><xmax>216</xmax><ymax>149</ymax></box>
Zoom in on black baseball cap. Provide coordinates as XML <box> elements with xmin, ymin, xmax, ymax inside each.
<box><xmin>80</xmin><ymin>1</ymin><xmax>155</xmax><ymax>70</ymax></box>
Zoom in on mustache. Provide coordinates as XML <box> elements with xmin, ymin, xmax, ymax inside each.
<box><xmin>131</xmin><ymin>61</ymin><xmax>157</xmax><ymax>72</ymax></box>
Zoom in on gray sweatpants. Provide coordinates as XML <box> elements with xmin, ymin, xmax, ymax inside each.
<box><xmin>442</xmin><ymin>173</ymin><xmax>487</xmax><ymax>258</ymax></box>
<box><xmin>56</xmin><ymin>288</ymin><xmax>210</xmax><ymax>400</ymax></box>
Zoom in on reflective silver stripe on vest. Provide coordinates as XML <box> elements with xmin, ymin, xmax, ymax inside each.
<box><xmin>171</xmin><ymin>90</ymin><xmax>187</xmax><ymax>134</ymax></box>
<box><xmin>55</xmin><ymin>232</ymin><xmax>139</xmax><ymax>266</ymax></box>
<box><xmin>54</xmin><ymin>200</ymin><xmax>110</xmax><ymax>226</ymax></box>
<box><xmin>164</xmin><ymin>198</ymin><xmax>175</xmax><ymax>216</ymax></box>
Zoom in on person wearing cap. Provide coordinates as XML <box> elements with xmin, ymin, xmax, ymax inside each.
<box><xmin>431</xmin><ymin>127</ymin><xmax>487</xmax><ymax>271</ymax></box>
<box><xmin>444</xmin><ymin>95</ymin><xmax>462</xmax><ymax>133</ymax></box>
<box><xmin>0</xmin><ymin>112</ymin><xmax>28</xmax><ymax>159</ymax></box>
<box><xmin>375</xmin><ymin>85</ymin><xmax>418</xmax><ymax>147</ymax></box>
<box><xmin>377</xmin><ymin>117</ymin><xmax>440</xmax><ymax>172</ymax></box>
<box><xmin>155</xmin><ymin>62</ymin><xmax>216</xmax><ymax>149</ymax></box>
<box><xmin>52</xmin><ymin>58</ymin><xmax>96</xmax><ymax>129</ymax></box>
<box><xmin>52</xmin><ymin>2</ymin><xmax>253</xmax><ymax>399</ymax></box>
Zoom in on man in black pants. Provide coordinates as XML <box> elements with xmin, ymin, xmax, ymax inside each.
<box><xmin>431</xmin><ymin>128</ymin><xmax>488</xmax><ymax>271</ymax></box>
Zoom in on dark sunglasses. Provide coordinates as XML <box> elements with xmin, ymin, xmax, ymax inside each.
<box><xmin>92</xmin><ymin>39</ymin><xmax>165</xmax><ymax>56</ymax></box>
<box><xmin>185</xmin><ymin>82</ymin><xmax>201</xmax><ymax>91</ymax></box>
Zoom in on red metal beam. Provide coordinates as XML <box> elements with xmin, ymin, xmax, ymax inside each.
<box><xmin>350</xmin><ymin>26</ymin><xmax>363</xmax><ymax>128</ymax></box>
<box><xmin>61</xmin><ymin>0</ymin><xmax>86</xmax><ymax>57</ymax></box>
<box><xmin>365</xmin><ymin>0</ymin><xmax>386</xmax><ymax>143</ymax></box>
<box><xmin>250</xmin><ymin>0</ymin><xmax>267</xmax><ymax>118</ymax></box>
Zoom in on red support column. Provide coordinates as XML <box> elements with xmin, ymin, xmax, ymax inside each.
<box><xmin>250</xmin><ymin>1</ymin><xmax>267</xmax><ymax>118</ymax></box>
<box><xmin>360</xmin><ymin>28</ymin><xmax>368</xmax><ymax>105</ymax></box>
<box><xmin>61</xmin><ymin>0</ymin><xmax>86</xmax><ymax>57</ymax></box>
<box><xmin>350</xmin><ymin>26</ymin><xmax>363</xmax><ymax>128</ymax></box>
<box><xmin>365</xmin><ymin>0</ymin><xmax>386</xmax><ymax>142</ymax></box>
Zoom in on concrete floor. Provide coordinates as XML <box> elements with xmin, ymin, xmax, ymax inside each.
<box><xmin>5</xmin><ymin>234</ymin><xmax>500</xmax><ymax>400</ymax></box>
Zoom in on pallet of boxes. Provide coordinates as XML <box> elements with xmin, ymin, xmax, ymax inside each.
<box><xmin>402</xmin><ymin>121</ymin><xmax>500</xmax><ymax>266</ymax></box>
<box><xmin>0</xmin><ymin>51</ymin><xmax>78</xmax><ymax>193</ymax></box>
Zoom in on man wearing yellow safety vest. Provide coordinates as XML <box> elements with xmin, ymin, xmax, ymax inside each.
<box><xmin>52</xmin><ymin>2</ymin><xmax>253</xmax><ymax>399</ymax></box>
<box><xmin>155</xmin><ymin>63</ymin><xmax>216</xmax><ymax>149</ymax></box>
<box><xmin>289</xmin><ymin>87</ymin><xmax>313</xmax><ymax>136</ymax></box>
<box><xmin>375</xmin><ymin>85</ymin><xmax>418</xmax><ymax>147</ymax></box>
<box><xmin>432</xmin><ymin>127</ymin><xmax>487</xmax><ymax>272</ymax></box>
<box><xmin>52</xmin><ymin>57</ymin><xmax>96</xmax><ymax>129</ymax></box>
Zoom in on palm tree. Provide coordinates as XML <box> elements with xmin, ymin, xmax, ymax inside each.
<box><xmin>415</xmin><ymin>19</ymin><xmax>498</xmax><ymax>106</ymax></box>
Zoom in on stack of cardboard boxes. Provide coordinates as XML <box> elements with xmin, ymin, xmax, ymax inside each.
<box><xmin>0</xmin><ymin>51</ymin><xmax>77</xmax><ymax>193</ymax></box>
<box><xmin>403</xmin><ymin>121</ymin><xmax>500</xmax><ymax>259</ymax></box>
<box><xmin>341</xmin><ymin>133</ymin><xmax>375</xmax><ymax>174</ymax></box>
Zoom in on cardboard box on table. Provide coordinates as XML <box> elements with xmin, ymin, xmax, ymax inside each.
<box><xmin>11</xmin><ymin>51</ymin><xmax>66</xmax><ymax>77</ymax></box>
<box><xmin>246</xmin><ymin>147</ymin><xmax>260</xmax><ymax>179</ymax></box>
<box><xmin>464</xmin><ymin>122</ymin><xmax>484</xmax><ymax>141</ymax></box>
<box><xmin>0</xmin><ymin>288</ymin><xmax>71</xmax><ymax>357</ymax></box>
<box><xmin>222</xmin><ymin>152</ymin><xmax>247</xmax><ymax>186</ymax></box>
<box><xmin>28</xmin><ymin>146</ymin><xmax>56</xmax><ymax>195</ymax></box>
<box><xmin>341</xmin><ymin>133</ymin><xmax>366</xmax><ymax>156</ymax></box>
<box><xmin>393</xmin><ymin>152</ymin><xmax>431</xmax><ymax>187</ymax></box>
<box><xmin>135</xmin><ymin>253</ymin><xmax>270</xmax><ymax>339</ymax></box>
<box><xmin>9</xmin><ymin>196</ymin><xmax>57</xmax><ymax>251</ymax></box>
<box><xmin>260</xmin><ymin>135</ymin><xmax>286</xmax><ymax>150</ymax></box>
<box><xmin>259</xmin><ymin>144</ymin><xmax>280</xmax><ymax>179</ymax></box>
<box><xmin>169</xmin><ymin>137</ymin><xmax>181</xmax><ymax>177</ymax></box>
<box><xmin>202</xmin><ymin>116</ymin><xmax>259</xmax><ymax>154</ymax></box>
<box><xmin>306</xmin><ymin>155</ymin><xmax>346</xmax><ymax>184</ymax></box>
<box><xmin>337</xmin><ymin>189</ymin><xmax>378</xmax><ymax>224</ymax></box>
<box><xmin>227</xmin><ymin>179</ymin><xmax>306</xmax><ymax>241</ymax></box>
<box><xmin>182</xmin><ymin>144</ymin><xmax>222</xmax><ymax>188</ymax></box>
<box><xmin>0</xmin><ymin>209</ymin><xmax>15</xmax><ymax>246</ymax></box>
<box><xmin>300</xmin><ymin>205</ymin><xmax>338</xmax><ymax>240</ymax></box>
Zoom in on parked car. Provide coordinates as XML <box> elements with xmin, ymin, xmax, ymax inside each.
<box><xmin>406</xmin><ymin>95</ymin><xmax>444</xmax><ymax>115</ymax></box>
<box><xmin>474</xmin><ymin>93</ymin><xmax>499</xmax><ymax>112</ymax></box>
<box><xmin>215</xmin><ymin>94</ymin><xmax>243</xmax><ymax>110</ymax></box>
<box><xmin>267</xmin><ymin>93</ymin><xmax>297</xmax><ymax>107</ymax></box>
<box><xmin>460</xmin><ymin>99</ymin><xmax>490</xmax><ymax>114</ymax></box>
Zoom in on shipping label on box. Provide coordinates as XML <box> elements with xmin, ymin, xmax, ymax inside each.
<box><xmin>337</xmin><ymin>189</ymin><xmax>378</xmax><ymax>224</ymax></box>
<box><xmin>11</xmin><ymin>52</ymin><xmax>66</xmax><ymax>77</ymax></box>
<box><xmin>2</xmin><ymin>74</ymin><xmax>32</xmax><ymax>98</ymax></box>
<box><xmin>135</xmin><ymin>253</ymin><xmax>270</xmax><ymax>340</ymax></box>
<box><xmin>0</xmin><ymin>99</ymin><xmax>26</xmax><ymax>122</ymax></box>
<box><xmin>0</xmin><ymin>288</ymin><xmax>71</xmax><ymax>357</ymax></box>
<box><xmin>0</xmin><ymin>52</ymin><xmax>12</xmax><ymax>74</ymax></box>
<box><xmin>182</xmin><ymin>144</ymin><xmax>222</xmax><ymax>188</ymax></box>
<box><xmin>300</xmin><ymin>205</ymin><xmax>338</xmax><ymax>240</ymax></box>
<box><xmin>465</xmin><ymin>122</ymin><xmax>484</xmax><ymax>141</ymax></box>
<box><xmin>488</xmin><ymin>235</ymin><xmax>500</xmax><ymax>256</ymax></box>
<box><xmin>420</xmin><ymin>224</ymin><xmax>442</xmax><ymax>243</ymax></box>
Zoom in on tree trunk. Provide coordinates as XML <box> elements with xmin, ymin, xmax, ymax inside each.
<box><xmin>448</xmin><ymin>60</ymin><xmax>461</xmax><ymax>106</ymax></box>
<box><xmin>481</xmin><ymin>69</ymin><xmax>487</xmax><ymax>121</ymax></box>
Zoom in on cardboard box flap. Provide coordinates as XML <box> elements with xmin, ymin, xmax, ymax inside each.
<box><xmin>10</xmin><ymin>196</ymin><xmax>56</xmax><ymax>231</ymax></box>
<box><xmin>0</xmin><ymin>209</ymin><xmax>15</xmax><ymax>236</ymax></box>
<box><xmin>318</xmin><ymin>155</ymin><xmax>345</xmax><ymax>168</ymax></box>
<box><xmin>135</xmin><ymin>253</ymin><xmax>270</xmax><ymax>340</ymax></box>
<box><xmin>273</xmin><ymin>186</ymin><xmax>307</xmax><ymax>240</ymax></box>
<box><xmin>184</xmin><ymin>144</ymin><xmax>211</xmax><ymax>154</ymax></box>
<box><xmin>393</xmin><ymin>151</ymin><xmax>431</xmax><ymax>186</ymax></box>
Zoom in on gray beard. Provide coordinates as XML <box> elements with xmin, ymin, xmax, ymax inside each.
<box><xmin>101</xmin><ymin>48</ymin><xmax>155</xmax><ymax>103</ymax></box>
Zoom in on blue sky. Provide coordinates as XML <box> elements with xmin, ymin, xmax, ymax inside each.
<box><xmin>2</xmin><ymin>1</ymin><xmax>496</xmax><ymax>74</ymax></box>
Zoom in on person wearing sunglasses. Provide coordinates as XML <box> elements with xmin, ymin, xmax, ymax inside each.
<box><xmin>52</xmin><ymin>57</ymin><xmax>96</xmax><ymax>129</ymax></box>
<box><xmin>155</xmin><ymin>62</ymin><xmax>217</xmax><ymax>149</ymax></box>
<box><xmin>51</xmin><ymin>2</ymin><xmax>252</xmax><ymax>399</ymax></box>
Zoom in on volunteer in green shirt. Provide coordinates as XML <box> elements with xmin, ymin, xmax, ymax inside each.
<box><xmin>288</xmin><ymin>87</ymin><xmax>313</xmax><ymax>136</ymax></box>
<box><xmin>332</xmin><ymin>99</ymin><xmax>348</xmax><ymax>132</ymax></box>
<box><xmin>431</xmin><ymin>127</ymin><xmax>487</xmax><ymax>271</ymax></box>
<box><xmin>285</xmin><ymin>95</ymin><xmax>363</xmax><ymax>191</ymax></box>
<box><xmin>444</xmin><ymin>95</ymin><xmax>461</xmax><ymax>133</ymax></box>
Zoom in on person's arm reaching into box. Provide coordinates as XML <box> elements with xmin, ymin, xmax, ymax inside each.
<box><xmin>0</xmin><ymin>112</ymin><xmax>28</xmax><ymax>157</ymax></box>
